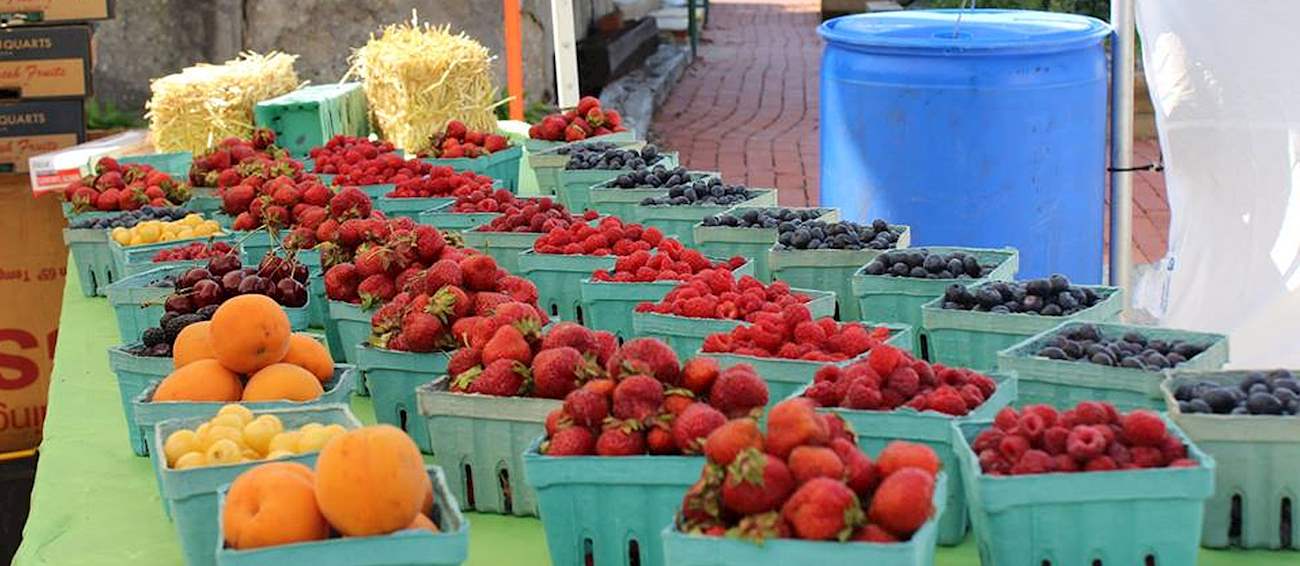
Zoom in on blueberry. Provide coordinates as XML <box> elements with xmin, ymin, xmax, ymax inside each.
<box><xmin>863</xmin><ymin>261</ymin><xmax>886</xmax><ymax>276</ymax></box>
<box><xmin>1040</xmin><ymin>304</ymin><xmax>1063</xmax><ymax>316</ymax></box>
<box><xmin>1231</xmin><ymin>406</ymin><xmax>1249</xmax><ymax>415</ymax></box>
<box><xmin>1202</xmin><ymin>387</ymin><xmax>1238</xmax><ymax>414</ymax></box>
<box><xmin>1249</xmin><ymin>383</ymin><xmax>1272</xmax><ymax>396</ymax></box>
<box><xmin>1089</xmin><ymin>352</ymin><xmax>1115</xmax><ymax>366</ymax></box>
<box><xmin>976</xmin><ymin>288</ymin><xmax>1003</xmax><ymax>308</ymax></box>
<box><xmin>1048</xmin><ymin>274</ymin><xmax>1071</xmax><ymax>293</ymax></box>
<box><xmin>909</xmin><ymin>266</ymin><xmax>928</xmax><ymax>278</ymax></box>
<box><xmin>1268</xmin><ymin>369</ymin><xmax>1294</xmax><ymax>380</ymax></box>
<box><xmin>1275</xmin><ymin>378</ymin><xmax>1300</xmax><ymax>393</ymax></box>
<box><xmin>1274</xmin><ymin>388</ymin><xmax>1297</xmax><ymax>404</ymax></box>
<box><xmin>922</xmin><ymin>254</ymin><xmax>945</xmax><ymax>272</ymax></box>
<box><xmin>1187</xmin><ymin>398</ymin><xmax>1212</xmax><ymax>413</ymax></box>
<box><xmin>1247</xmin><ymin>392</ymin><xmax>1284</xmax><ymax>415</ymax></box>
<box><xmin>1120</xmin><ymin>357</ymin><xmax>1146</xmax><ymax>370</ymax></box>
<box><xmin>1143</xmin><ymin>352</ymin><xmax>1170</xmax><ymax>370</ymax></box>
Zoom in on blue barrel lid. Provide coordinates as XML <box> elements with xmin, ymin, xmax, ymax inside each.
<box><xmin>819</xmin><ymin>9</ymin><xmax>1111</xmax><ymax>55</ymax></box>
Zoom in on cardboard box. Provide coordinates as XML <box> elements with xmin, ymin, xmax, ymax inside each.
<box><xmin>0</xmin><ymin>25</ymin><xmax>91</xmax><ymax>99</ymax></box>
<box><xmin>0</xmin><ymin>0</ymin><xmax>111</xmax><ymax>25</ymax></box>
<box><xmin>0</xmin><ymin>99</ymin><xmax>84</xmax><ymax>175</ymax></box>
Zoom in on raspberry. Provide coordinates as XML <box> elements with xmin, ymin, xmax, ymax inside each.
<box><xmin>1052</xmin><ymin>454</ymin><xmax>1079</xmax><ymax>472</ymax></box>
<box><xmin>1023</xmin><ymin>404</ymin><xmax>1060</xmax><ymax>427</ymax></box>
<box><xmin>1065</xmin><ymin>425</ymin><xmax>1107</xmax><ymax>461</ymax></box>
<box><xmin>1017</xmin><ymin>413</ymin><xmax>1047</xmax><ymax>442</ymax></box>
<box><xmin>978</xmin><ymin>449</ymin><xmax>1009</xmax><ymax>475</ymax></box>
<box><xmin>885</xmin><ymin>366</ymin><xmax>920</xmax><ymax>397</ymax></box>
<box><xmin>1107</xmin><ymin>442</ymin><xmax>1132</xmax><ymax>466</ymax></box>
<box><xmin>1084</xmin><ymin>456</ymin><xmax>1118</xmax><ymax>472</ymax></box>
<box><xmin>1130</xmin><ymin>446</ymin><xmax>1166</xmax><ymax>468</ymax></box>
<box><xmin>1010</xmin><ymin>449</ymin><xmax>1055</xmax><ymax>475</ymax></box>
<box><xmin>805</xmin><ymin>381</ymin><xmax>842</xmax><ymax>407</ymax></box>
<box><xmin>812</xmin><ymin>365</ymin><xmax>842</xmax><ymax>384</ymax></box>
<box><xmin>843</xmin><ymin>381</ymin><xmax>882</xmax><ymax>410</ymax></box>
<box><xmin>1041</xmin><ymin>426</ymin><xmax>1070</xmax><ymax>455</ymax></box>
<box><xmin>998</xmin><ymin>435</ymin><xmax>1030</xmax><ymax>461</ymax></box>
<box><xmin>924</xmin><ymin>388</ymin><xmax>967</xmax><ymax>416</ymax></box>
<box><xmin>993</xmin><ymin>407</ymin><xmax>1019</xmax><ymax>432</ymax></box>
<box><xmin>867</xmin><ymin>344</ymin><xmax>904</xmax><ymax>375</ymax></box>
<box><xmin>1159</xmin><ymin>435</ymin><xmax>1187</xmax><ymax>462</ymax></box>
<box><xmin>1075</xmin><ymin>401</ymin><xmax>1108</xmax><ymax>425</ymax></box>
<box><xmin>1121</xmin><ymin>410</ymin><xmax>1167</xmax><ymax>447</ymax></box>
<box><xmin>971</xmin><ymin>428</ymin><xmax>1005</xmax><ymax>453</ymax></box>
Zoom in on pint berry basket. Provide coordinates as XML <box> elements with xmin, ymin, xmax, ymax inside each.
<box><xmin>630</xmin><ymin>288</ymin><xmax>838</xmax><ymax>360</ymax></box>
<box><xmin>214</xmin><ymin>466</ymin><xmax>470</xmax><ymax>566</ymax></box>
<box><xmin>692</xmin><ymin>207</ymin><xmax>839</xmax><ymax>283</ymax></box>
<box><xmin>184</xmin><ymin>187</ymin><xmax>225</xmax><ymax>221</ymax></box>
<box><xmin>415</xmin><ymin>201</ymin><xmax>501</xmax><ymax>232</ymax></box>
<box><xmin>415</xmin><ymin>378</ymin><xmax>560</xmax><ymax>517</ymax></box>
<box><xmin>324</xmin><ymin>299</ymin><xmax>372</xmax><ymax>393</ymax></box>
<box><xmin>457</xmin><ymin>229</ymin><xmax>542</xmax><ymax>274</ymax></box>
<box><xmin>919</xmin><ymin>285</ymin><xmax>1124</xmax><ymax>371</ymax></box>
<box><xmin>577</xmin><ymin>258</ymin><xmax>754</xmax><ymax>341</ymax></box>
<box><xmin>632</xmin><ymin>189</ymin><xmax>779</xmax><ymax>247</ymax></box>
<box><xmin>105</xmin><ymin>264</ymin><xmax>184</xmax><ymax>343</ymax></box>
<box><xmin>374</xmin><ymin>196</ymin><xmax>455</xmax><ymax>221</ymax></box>
<box><xmin>1161</xmin><ymin>370</ymin><xmax>1300</xmax><ymax>549</ymax></box>
<box><xmin>151</xmin><ymin>405</ymin><xmax>361</xmax><ymax>566</ymax></box>
<box><xmin>953</xmin><ymin>417</ymin><xmax>1215</xmax><ymax>566</ymax></box>
<box><xmin>422</xmin><ymin>144</ymin><xmax>524</xmax><ymax>191</ymax></box>
<box><xmin>660</xmin><ymin>473</ymin><xmax>948</xmax><ymax>566</ymax></box>
<box><xmin>767</xmin><ymin>225</ymin><xmax>911</xmax><ymax>321</ymax></box>
<box><xmin>518</xmin><ymin>250</ymin><xmax>617</xmax><ymax>321</ymax></box>
<box><xmin>522</xmin><ymin>437</ymin><xmax>704</xmax><ymax>566</ymax></box>
<box><xmin>997</xmin><ymin>321</ymin><xmax>1230</xmax><ymax>411</ymax></box>
<box><xmin>795</xmin><ymin>373</ymin><xmax>1019</xmax><ymax>546</ymax></box>
<box><xmin>64</xmin><ymin>227</ymin><xmax>117</xmax><ymax>297</ymax></box>
<box><xmin>354</xmin><ymin>344</ymin><xmax>450</xmax><ymax>453</ymax></box>
<box><xmin>553</xmin><ymin>151</ymin><xmax>679</xmax><ymax>212</ymax></box>
<box><xmin>586</xmin><ymin>171</ymin><xmax>718</xmax><ymax>222</ymax></box>
<box><xmin>108</xmin><ymin>344</ymin><xmax>174</xmax><ymax>455</ymax></box>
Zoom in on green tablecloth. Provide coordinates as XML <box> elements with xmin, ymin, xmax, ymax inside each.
<box><xmin>13</xmin><ymin>265</ymin><xmax>1292</xmax><ymax>565</ymax></box>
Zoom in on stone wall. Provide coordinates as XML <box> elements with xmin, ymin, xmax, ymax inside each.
<box><xmin>91</xmin><ymin>0</ymin><xmax>616</xmax><ymax>112</ymax></box>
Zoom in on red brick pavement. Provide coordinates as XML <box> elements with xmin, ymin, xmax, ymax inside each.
<box><xmin>653</xmin><ymin>0</ymin><xmax>1170</xmax><ymax>264</ymax></box>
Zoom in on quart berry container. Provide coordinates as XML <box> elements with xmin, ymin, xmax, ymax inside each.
<box><xmin>997</xmin><ymin>321</ymin><xmax>1229</xmax><ymax>411</ymax></box>
<box><xmin>526</xmin><ymin>131</ymin><xmax>640</xmax><ymax>195</ymax></box>
<box><xmin>578</xmin><ymin>258</ymin><xmax>755</xmax><ymax>341</ymax></box>
<box><xmin>415</xmin><ymin>377</ymin><xmax>560</xmax><ymax>517</ymax></box>
<box><xmin>767</xmin><ymin>224</ymin><xmax>912</xmax><ymax>321</ymax></box>
<box><xmin>151</xmin><ymin>405</ymin><xmax>362</xmax><ymax>566</ymax></box>
<box><xmin>105</xmin><ymin>264</ymin><xmax>184</xmax><ymax>343</ymax></box>
<box><xmin>794</xmin><ymin>373</ymin><xmax>1018</xmax><ymax>546</ymax></box>
<box><xmin>1161</xmin><ymin>370</ymin><xmax>1300</xmax><ymax>550</ymax></box>
<box><xmin>557</xmin><ymin>150</ymin><xmax>680</xmax><ymax>213</ymax></box>
<box><xmin>108</xmin><ymin>344</ymin><xmax>174</xmax><ymax>455</ymax></box>
<box><xmin>586</xmin><ymin>171</ymin><xmax>719</xmax><ymax>222</ymax></box>
<box><xmin>953</xmin><ymin>417</ymin><xmax>1215</xmax><ymax>566</ymax></box>
<box><xmin>693</xmin><ymin>207</ymin><xmax>840</xmax><ymax>283</ymax></box>
<box><xmin>422</xmin><ymin>144</ymin><xmax>524</xmax><ymax>192</ymax></box>
<box><xmin>354</xmin><ymin>344</ymin><xmax>449</xmax><ymax>453</ymax></box>
<box><xmin>415</xmin><ymin>201</ymin><xmax>502</xmax><ymax>232</ymax></box>
<box><xmin>353</xmin><ymin>182</ymin><xmax>398</xmax><ymax>199</ymax></box>
<box><xmin>110</xmin><ymin>234</ymin><xmax>237</xmax><ymax>278</ymax></box>
<box><xmin>63</xmin><ymin>226</ymin><xmax>117</xmax><ymax>297</ymax></box>
<box><xmin>852</xmin><ymin>246</ymin><xmax>1020</xmax><ymax>354</ymax></box>
<box><xmin>633</xmin><ymin>189</ymin><xmax>780</xmax><ymax>247</ymax></box>
<box><xmin>328</xmin><ymin>299</ymin><xmax>373</xmax><ymax>373</ymax></box>
<box><xmin>660</xmin><ymin>473</ymin><xmax>948</xmax><ymax>566</ymax></box>
<box><xmin>632</xmin><ymin>288</ymin><xmax>838</xmax><ymax>360</ymax></box>
<box><xmin>374</xmin><ymin>195</ymin><xmax>456</xmax><ymax>221</ymax></box>
<box><xmin>518</xmin><ymin>250</ymin><xmax>618</xmax><ymax>321</ymax></box>
<box><xmin>129</xmin><ymin>365</ymin><xmax>356</xmax><ymax>457</ymax></box>
<box><xmin>522</xmin><ymin>437</ymin><xmax>704</xmax><ymax>566</ymax></box>
<box><xmin>295</xmin><ymin>247</ymin><xmax>328</xmax><ymax>329</ymax></box>
<box><xmin>919</xmin><ymin>284</ymin><xmax>1123</xmax><ymax>371</ymax></box>
<box><xmin>458</xmin><ymin>229</ymin><xmax>544</xmax><ymax>274</ymax></box>
<box><xmin>214</xmin><ymin>466</ymin><xmax>470</xmax><ymax>566</ymax></box>
<box><xmin>699</xmin><ymin>322</ymin><xmax>914</xmax><ymax>411</ymax></box>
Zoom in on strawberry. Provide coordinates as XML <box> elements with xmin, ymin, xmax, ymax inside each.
<box><xmin>764</xmin><ymin>398</ymin><xmax>830</xmax><ymax>460</ymax></box>
<box><xmin>680</xmin><ymin>463</ymin><xmax>726</xmax><ymax>525</ymax></box>
<box><xmin>672</xmin><ymin>403</ymin><xmax>726</xmax><ymax>454</ymax></box>
<box><xmin>563</xmin><ymin>388</ymin><xmax>608</xmax><ymax>427</ymax></box>
<box><xmin>707</xmin><ymin>365</ymin><xmax>769</xmax><ymax>419</ymax></box>
<box><xmin>482</xmin><ymin>325</ymin><xmax>532</xmax><ymax>366</ymax></box>
<box><xmin>400</xmin><ymin>311</ymin><xmax>444</xmax><ymax>352</ymax></box>
<box><xmin>647</xmin><ymin>423</ymin><xmax>677</xmax><ymax>455</ymax></box>
<box><xmin>681</xmin><ymin>357</ymin><xmax>720</xmax><ymax>396</ymax></box>
<box><xmin>781</xmin><ymin>477</ymin><xmax>863</xmax><ymax>541</ymax></box>
<box><xmin>356</xmin><ymin>274</ymin><xmax>396</xmax><ymax>308</ymax></box>
<box><xmin>414</xmin><ymin>225</ymin><xmax>446</xmax><ymax>263</ymax></box>
<box><xmin>353</xmin><ymin>245</ymin><xmax>394</xmax><ymax>277</ymax></box>
<box><xmin>703</xmin><ymin>418</ymin><xmax>763</xmax><ymax>467</ymax></box>
<box><xmin>323</xmin><ymin>263</ymin><xmax>360</xmax><ymax>301</ymax></box>
<box><xmin>458</xmin><ymin>254</ymin><xmax>499</xmax><ymax>292</ymax></box>
<box><xmin>329</xmin><ymin>187</ymin><xmax>372</xmax><ymax>220</ymax></box>
<box><xmin>592</xmin><ymin>331</ymin><xmax>618</xmax><ymax>366</ymax></box>
<box><xmin>531</xmin><ymin>346</ymin><xmax>588</xmax><ymax>399</ymax></box>
<box><xmin>483</xmin><ymin>134</ymin><xmax>508</xmax><ymax>153</ymax></box>
<box><xmin>424</xmin><ymin>259</ymin><xmax>463</xmax><ymax>293</ymax></box>
<box><xmin>473</xmin><ymin>292</ymin><xmax>513</xmax><ymax>316</ymax></box>
<box><xmin>429</xmin><ymin>285</ymin><xmax>472</xmax><ymax>320</ymax></box>
<box><xmin>595</xmin><ymin>424</ymin><xmax>646</xmax><ymax>456</ymax></box>
<box><xmin>540</xmin><ymin>322</ymin><xmax>596</xmax><ymax>354</ymax></box>
<box><xmin>447</xmin><ymin>347</ymin><xmax>482</xmax><ymax>379</ymax></box>
<box><xmin>830</xmin><ymin>438</ymin><xmax>877</xmax><ymax>497</ymax></box>
<box><xmin>499</xmin><ymin>275</ymin><xmax>539</xmax><ymax>305</ymax></box>
<box><xmin>722</xmin><ymin>447</ymin><xmax>795</xmax><ymax>515</ymax></box>
<box><xmin>853</xmin><ymin>524</ymin><xmax>898</xmax><ymax>543</ymax></box>
<box><xmin>544</xmin><ymin>426</ymin><xmax>595</xmax><ymax>456</ymax></box>
<box><xmin>867</xmin><ymin>467</ymin><xmax>935</xmax><ymax>538</ymax></box>
<box><xmin>564</xmin><ymin>123</ymin><xmax>587</xmax><ymax>142</ymax></box>
<box><xmin>875</xmin><ymin>441</ymin><xmax>940</xmax><ymax>477</ymax></box>
<box><xmin>466</xmin><ymin>359</ymin><xmax>529</xmax><ymax>396</ymax></box>
<box><xmin>611</xmin><ymin>375</ymin><xmax>664</xmax><ymax>423</ymax></box>
<box><xmin>788</xmin><ymin>446</ymin><xmax>846</xmax><ymax>486</ymax></box>
<box><xmin>607</xmin><ymin>338</ymin><xmax>681</xmax><ymax>385</ymax></box>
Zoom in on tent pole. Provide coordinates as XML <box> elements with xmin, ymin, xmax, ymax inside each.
<box><xmin>550</xmin><ymin>0</ymin><xmax>580</xmax><ymax>108</ymax></box>
<box><xmin>1109</xmin><ymin>0</ymin><xmax>1136</xmax><ymax>310</ymax></box>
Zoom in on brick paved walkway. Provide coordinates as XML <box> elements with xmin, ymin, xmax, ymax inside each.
<box><xmin>653</xmin><ymin>0</ymin><xmax>1170</xmax><ymax>264</ymax></box>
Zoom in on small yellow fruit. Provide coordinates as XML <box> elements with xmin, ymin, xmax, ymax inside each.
<box><xmin>241</xmin><ymin>448</ymin><xmax>262</xmax><ymax>461</ymax></box>
<box><xmin>174</xmin><ymin>451</ymin><xmax>207</xmax><ymax>470</ymax></box>
<box><xmin>242</xmin><ymin>415</ymin><xmax>284</xmax><ymax>455</ymax></box>
<box><xmin>216</xmin><ymin>404</ymin><xmax>255</xmax><ymax>426</ymax></box>
<box><xmin>295</xmin><ymin>427</ymin><xmax>333</xmax><ymax>454</ymax></box>
<box><xmin>206</xmin><ymin>438</ymin><xmax>243</xmax><ymax>465</ymax></box>
<box><xmin>202</xmin><ymin>425</ymin><xmax>245</xmax><ymax>450</ymax></box>
<box><xmin>163</xmin><ymin>429</ymin><xmax>200</xmax><ymax>467</ymax></box>
<box><xmin>176</xmin><ymin>229</ymin><xmax>195</xmax><ymax>240</ymax></box>
<box><xmin>265</xmin><ymin>449</ymin><xmax>295</xmax><ymax>460</ymax></box>
<box><xmin>183</xmin><ymin>214</ymin><xmax>203</xmax><ymax>226</ymax></box>
<box><xmin>202</xmin><ymin>220</ymin><xmax>221</xmax><ymax>233</ymax></box>
<box><xmin>137</xmin><ymin>223</ymin><xmax>161</xmax><ymax>243</ymax></box>
<box><xmin>321</xmin><ymin>424</ymin><xmax>347</xmax><ymax>439</ymax></box>
<box><xmin>267</xmin><ymin>431</ymin><xmax>302</xmax><ymax>454</ymax></box>
<box><xmin>209</xmin><ymin>413</ymin><xmax>245</xmax><ymax>430</ymax></box>
<box><xmin>111</xmin><ymin>227</ymin><xmax>130</xmax><ymax>244</ymax></box>
<box><xmin>299</xmin><ymin>423</ymin><xmax>324</xmax><ymax>434</ymax></box>
<box><xmin>159</xmin><ymin>232</ymin><xmax>177</xmax><ymax>242</ymax></box>
<box><xmin>194</xmin><ymin>422</ymin><xmax>211</xmax><ymax>438</ymax></box>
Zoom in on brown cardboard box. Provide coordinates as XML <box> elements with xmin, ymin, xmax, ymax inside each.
<box><xmin>0</xmin><ymin>25</ymin><xmax>91</xmax><ymax>99</ymax></box>
<box><xmin>0</xmin><ymin>0</ymin><xmax>111</xmax><ymax>25</ymax></box>
<box><xmin>0</xmin><ymin>99</ymin><xmax>84</xmax><ymax>173</ymax></box>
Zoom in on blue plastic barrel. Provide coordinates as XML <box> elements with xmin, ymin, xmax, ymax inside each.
<box><xmin>818</xmin><ymin>10</ymin><xmax>1111</xmax><ymax>282</ymax></box>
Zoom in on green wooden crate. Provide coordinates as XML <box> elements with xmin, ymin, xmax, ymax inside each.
<box><xmin>767</xmin><ymin>225</ymin><xmax>911</xmax><ymax>321</ymax></box>
<box><xmin>997</xmin><ymin>321</ymin><xmax>1229</xmax><ymax>411</ymax></box>
<box><xmin>851</xmin><ymin>247</ymin><xmax>1020</xmax><ymax>353</ymax></box>
<box><xmin>423</xmin><ymin>144</ymin><xmax>523</xmax><ymax>192</ymax></box>
<box><xmin>518</xmin><ymin>250</ymin><xmax>617</xmax><ymax>321</ymax></box>
<box><xmin>631</xmin><ymin>288</ymin><xmax>837</xmax><ymax>360</ymax></box>
<box><xmin>693</xmin><ymin>206</ymin><xmax>838</xmax><ymax>283</ymax></box>
<box><xmin>253</xmin><ymin>83</ymin><xmax>369</xmax><ymax>157</ymax></box>
<box><xmin>920</xmin><ymin>285</ymin><xmax>1124</xmax><ymax>371</ymax></box>
<box><xmin>64</xmin><ymin>227</ymin><xmax>116</xmax><ymax>296</ymax></box>
<box><xmin>1161</xmin><ymin>370</ymin><xmax>1300</xmax><ymax>550</ymax></box>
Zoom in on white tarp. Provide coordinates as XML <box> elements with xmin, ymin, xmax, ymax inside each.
<box><xmin>1134</xmin><ymin>0</ymin><xmax>1300</xmax><ymax>366</ymax></box>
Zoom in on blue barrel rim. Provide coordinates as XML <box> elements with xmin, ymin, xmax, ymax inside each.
<box><xmin>819</xmin><ymin>9</ymin><xmax>1111</xmax><ymax>55</ymax></box>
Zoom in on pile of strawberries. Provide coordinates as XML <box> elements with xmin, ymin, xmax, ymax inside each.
<box><xmin>329</xmin><ymin>153</ymin><xmax>432</xmax><ymax>187</ymax></box>
<box><xmin>971</xmin><ymin>402</ymin><xmax>1195</xmax><ymax>475</ymax></box>
<box><xmin>151</xmin><ymin>241</ymin><xmax>235</xmax><ymax>263</ymax></box>
<box><xmin>701</xmin><ymin>304</ymin><xmax>891</xmax><ymax>362</ymax></box>
<box><xmin>188</xmin><ymin>129</ymin><xmax>304</xmax><ymax>189</ymax></box>
<box><xmin>592</xmin><ymin>249</ymin><xmax>747</xmax><ymax>283</ymax></box>
<box><xmin>474</xmin><ymin>197</ymin><xmax>596</xmax><ymax>233</ymax></box>
<box><xmin>323</xmin><ymin>219</ymin><xmax>467</xmax><ymax>306</ymax></box>
<box><xmin>63</xmin><ymin>157</ymin><xmax>190</xmax><ymax>212</ymax></box>
<box><xmin>385</xmin><ymin>167</ymin><xmax>494</xmax><ymax>199</ymax></box>
<box><xmin>803</xmin><ymin>344</ymin><xmax>998</xmax><ymax>416</ymax></box>
<box><xmin>635</xmin><ymin>271</ymin><xmax>814</xmax><ymax>320</ymax></box>
<box><xmin>363</xmin><ymin>253</ymin><xmax>549</xmax><ymax>353</ymax></box>
<box><xmin>307</xmin><ymin>135</ymin><xmax>397</xmax><ymax>175</ymax></box>
<box><xmin>533</xmin><ymin>216</ymin><xmax>666</xmax><ymax>256</ymax></box>
<box><xmin>528</xmin><ymin>96</ymin><xmax>628</xmax><ymax>142</ymax></box>
<box><xmin>676</xmin><ymin>398</ymin><xmax>939</xmax><ymax>543</ymax></box>
<box><xmin>447</xmin><ymin>321</ymin><xmax>612</xmax><ymax>398</ymax></box>
<box><xmin>540</xmin><ymin>341</ymin><xmax>771</xmax><ymax>457</ymax></box>
<box><xmin>221</xmin><ymin>175</ymin><xmax>333</xmax><ymax>232</ymax></box>
<box><xmin>421</xmin><ymin>120</ymin><xmax>511</xmax><ymax>159</ymax></box>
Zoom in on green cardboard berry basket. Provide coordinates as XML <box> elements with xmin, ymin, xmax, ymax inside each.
<box><xmin>693</xmin><ymin>207</ymin><xmax>839</xmax><ymax>283</ymax></box>
<box><xmin>110</xmin><ymin>233</ymin><xmax>237</xmax><ymax>277</ymax></box>
<box><xmin>105</xmin><ymin>264</ymin><xmax>186</xmax><ymax>343</ymax></box>
<box><xmin>556</xmin><ymin>151</ymin><xmax>680</xmax><ymax>213</ymax></box>
<box><xmin>351</xmin><ymin>183</ymin><xmax>397</xmax><ymax>199</ymax></box>
<box><xmin>794</xmin><ymin>373</ymin><xmax>1019</xmax><ymax>546</ymax></box>
<box><xmin>184</xmin><ymin>187</ymin><xmax>225</xmax><ymax>222</ymax></box>
<box><xmin>129</xmin><ymin>365</ymin><xmax>356</xmax><ymax>458</ymax></box>
<box><xmin>578</xmin><ymin>259</ymin><xmax>755</xmax><ymax>341</ymax></box>
<box><xmin>660</xmin><ymin>472</ymin><xmax>948</xmax><ymax>566</ymax></box>
<box><xmin>415</xmin><ymin>201</ymin><xmax>501</xmax><ymax>232</ymax></box>
<box><xmin>852</xmin><ymin>246</ymin><xmax>1020</xmax><ymax>353</ymax></box>
<box><xmin>374</xmin><ymin>196</ymin><xmax>456</xmax><ymax>221</ymax></box>
<box><xmin>415</xmin><ymin>377</ymin><xmax>560</xmax><ymax>517</ymax></box>
<box><xmin>354</xmin><ymin>344</ymin><xmax>450</xmax><ymax>453</ymax></box>
<box><xmin>767</xmin><ymin>225</ymin><xmax>912</xmax><ymax>321</ymax></box>
<box><xmin>522</xmin><ymin>437</ymin><xmax>704</xmax><ymax>566</ymax></box>
<box><xmin>1160</xmin><ymin>370</ymin><xmax>1300</xmax><ymax>550</ymax></box>
<box><xmin>63</xmin><ymin>227</ymin><xmax>117</xmax><ymax>296</ymax></box>
<box><xmin>953</xmin><ymin>417</ymin><xmax>1215</xmax><ymax>566</ymax></box>
<box><xmin>518</xmin><ymin>250</ymin><xmax>618</xmax><ymax>321</ymax></box>
<box><xmin>214</xmin><ymin>466</ymin><xmax>470</xmax><ymax>566</ymax></box>
<box><xmin>295</xmin><ymin>247</ymin><xmax>327</xmax><ymax>328</ymax></box>
<box><xmin>60</xmin><ymin>205</ymin><xmax>120</xmax><ymax>223</ymax></box>
<box><xmin>526</xmin><ymin>131</ymin><xmax>640</xmax><ymax>195</ymax></box>
<box><xmin>631</xmin><ymin>288</ymin><xmax>837</xmax><ymax>360</ymax></box>
<box><xmin>108</xmin><ymin>344</ymin><xmax>174</xmax><ymax>455</ymax></box>
<box><xmin>996</xmin><ymin>321</ymin><xmax>1229</xmax><ymax>411</ymax></box>
<box><xmin>458</xmin><ymin>229</ymin><xmax>541</xmax><ymax>274</ymax></box>
<box><xmin>120</xmin><ymin>151</ymin><xmax>193</xmax><ymax>178</ymax></box>
<box><xmin>327</xmin><ymin>300</ymin><xmax>372</xmax><ymax>384</ymax></box>
<box><xmin>422</xmin><ymin>144</ymin><xmax>524</xmax><ymax>191</ymax></box>
<box><xmin>699</xmin><ymin>322</ymin><xmax>914</xmax><ymax>411</ymax></box>
<box><xmin>151</xmin><ymin>405</ymin><xmax>362</xmax><ymax>566</ymax></box>
<box><xmin>633</xmin><ymin>189</ymin><xmax>779</xmax><ymax>247</ymax></box>
<box><xmin>586</xmin><ymin>170</ymin><xmax>717</xmax><ymax>222</ymax></box>
<box><xmin>919</xmin><ymin>285</ymin><xmax>1124</xmax><ymax>371</ymax></box>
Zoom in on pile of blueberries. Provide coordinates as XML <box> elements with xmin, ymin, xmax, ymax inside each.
<box><xmin>68</xmin><ymin>206</ymin><xmax>190</xmax><ymax>230</ymax></box>
<box><xmin>941</xmin><ymin>274</ymin><xmax>1103</xmax><ymax>316</ymax></box>
<box><xmin>640</xmin><ymin>177</ymin><xmax>753</xmax><ymax>207</ymax></box>
<box><xmin>609</xmin><ymin>165</ymin><xmax>692</xmax><ymax>189</ymax></box>
<box><xmin>1173</xmin><ymin>370</ymin><xmax>1299</xmax><ymax>415</ymax></box>
<box><xmin>863</xmin><ymin>249</ymin><xmax>991</xmax><ymax>280</ymax></box>
<box><xmin>563</xmin><ymin>143</ymin><xmax>662</xmax><ymax>171</ymax></box>
<box><xmin>775</xmin><ymin>219</ymin><xmax>902</xmax><ymax>251</ymax></box>
<box><xmin>701</xmin><ymin>208</ymin><xmax>829</xmax><ymax>229</ymax></box>
<box><xmin>1036</xmin><ymin>323</ymin><xmax>1207</xmax><ymax>370</ymax></box>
